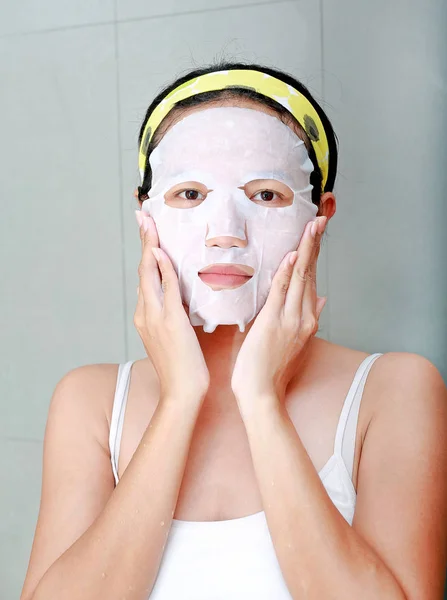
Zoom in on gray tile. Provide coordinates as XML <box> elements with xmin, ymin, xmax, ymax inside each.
<box><xmin>322</xmin><ymin>0</ymin><xmax>447</xmax><ymax>371</ymax></box>
<box><xmin>117</xmin><ymin>0</ymin><xmax>288</xmax><ymax>23</ymax></box>
<box><xmin>0</xmin><ymin>0</ymin><xmax>114</xmax><ymax>36</ymax></box>
<box><xmin>115</xmin><ymin>0</ymin><xmax>327</xmax><ymax>357</ymax></box>
<box><xmin>0</xmin><ymin>438</ymin><xmax>43</xmax><ymax>600</ymax></box>
<box><xmin>117</xmin><ymin>0</ymin><xmax>323</xmax><ymax>150</ymax></box>
<box><xmin>0</xmin><ymin>25</ymin><xmax>127</xmax><ymax>440</ymax></box>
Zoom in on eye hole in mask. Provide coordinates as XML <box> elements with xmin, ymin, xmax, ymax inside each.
<box><xmin>164</xmin><ymin>178</ymin><xmax>293</xmax><ymax>209</ymax></box>
<box><xmin>241</xmin><ymin>179</ymin><xmax>293</xmax><ymax>207</ymax></box>
<box><xmin>164</xmin><ymin>181</ymin><xmax>209</xmax><ymax>209</ymax></box>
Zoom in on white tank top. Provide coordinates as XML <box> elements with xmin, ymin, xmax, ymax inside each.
<box><xmin>109</xmin><ymin>353</ymin><xmax>382</xmax><ymax>599</ymax></box>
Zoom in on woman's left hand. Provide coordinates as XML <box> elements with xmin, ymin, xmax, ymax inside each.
<box><xmin>231</xmin><ymin>216</ymin><xmax>328</xmax><ymax>421</ymax></box>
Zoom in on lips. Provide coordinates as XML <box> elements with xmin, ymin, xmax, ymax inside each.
<box><xmin>198</xmin><ymin>264</ymin><xmax>254</xmax><ymax>276</ymax></box>
<box><xmin>198</xmin><ymin>263</ymin><xmax>254</xmax><ymax>290</ymax></box>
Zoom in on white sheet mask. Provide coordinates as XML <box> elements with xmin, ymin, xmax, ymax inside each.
<box><xmin>140</xmin><ymin>106</ymin><xmax>318</xmax><ymax>333</ymax></box>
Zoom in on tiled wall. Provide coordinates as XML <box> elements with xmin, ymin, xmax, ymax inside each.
<box><xmin>1</xmin><ymin>1</ymin><xmax>445</xmax><ymax>598</ymax></box>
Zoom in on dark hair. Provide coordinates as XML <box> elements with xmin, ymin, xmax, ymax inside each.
<box><xmin>137</xmin><ymin>61</ymin><xmax>338</xmax><ymax>208</ymax></box>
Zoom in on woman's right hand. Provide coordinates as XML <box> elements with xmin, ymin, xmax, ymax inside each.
<box><xmin>134</xmin><ymin>210</ymin><xmax>210</xmax><ymax>406</ymax></box>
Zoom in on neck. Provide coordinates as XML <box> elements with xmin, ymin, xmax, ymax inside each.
<box><xmin>192</xmin><ymin>321</ymin><xmax>319</xmax><ymax>424</ymax></box>
<box><xmin>193</xmin><ymin>322</ymin><xmax>253</xmax><ymax>422</ymax></box>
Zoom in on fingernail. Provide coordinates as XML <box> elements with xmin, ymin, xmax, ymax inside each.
<box><xmin>288</xmin><ymin>251</ymin><xmax>298</xmax><ymax>266</ymax></box>
<box><xmin>317</xmin><ymin>296</ymin><xmax>327</xmax><ymax>315</ymax></box>
<box><xmin>142</xmin><ymin>213</ymin><xmax>149</xmax><ymax>233</ymax></box>
<box><xmin>151</xmin><ymin>247</ymin><xmax>161</xmax><ymax>261</ymax></box>
<box><xmin>310</xmin><ymin>219</ymin><xmax>318</xmax><ymax>238</ymax></box>
<box><xmin>135</xmin><ymin>209</ymin><xmax>143</xmax><ymax>228</ymax></box>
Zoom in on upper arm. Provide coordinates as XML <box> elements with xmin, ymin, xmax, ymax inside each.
<box><xmin>20</xmin><ymin>364</ymin><xmax>117</xmax><ymax>600</ymax></box>
<box><xmin>353</xmin><ymin>352</ymin><xmax>447</xmax><ymax>600</ymax></box>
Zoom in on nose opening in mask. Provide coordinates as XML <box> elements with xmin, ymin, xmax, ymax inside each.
<box><xmin>205</xmin><ymin>221</ymin><xmax>248</xmax><ymax>249</ymax></box>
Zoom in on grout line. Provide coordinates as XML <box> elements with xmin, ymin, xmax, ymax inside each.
<box><xmin>3</xmin><ymin>436</ymin><xmax>42</xmax><ymax>444</ymax></box>
<box><xmin>319</xmin><ymin>0</ymin><xmax>331</xmax><ymax>342</ymax></box>
<box><xmin>115</xmin><ymin>0</ymin><xmax>292</xmax><ymax>26</ymax></box>
<box><xmin>0</xmin><ymin>0</ymin><xmax>294</xmax><ymax>39</ymax></box>
<box><xmin>0</xmin><ymin>19</ymin><xmax>115</xmax><ymax>39</ymax></box>
<box><xmin>320</xmin><ymin>0</ymin><xmax>325</xmax><ymax>101</ymax></box>
<box><xmin>113</xmin><ymin>2</ymin><xmax>130</xmax><ymax>361</ymax></box>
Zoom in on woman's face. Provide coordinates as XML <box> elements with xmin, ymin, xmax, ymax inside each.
<box><xmin>140</xmin><ymin>104</ymin><xmax>318</xmax><ymax>333</ymax></box>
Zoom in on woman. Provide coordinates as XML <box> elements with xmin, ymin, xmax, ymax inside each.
<box><xmin>21</xmin><ymin>63</ymin><xmax>447</xmax><ymax>600</ymax></box>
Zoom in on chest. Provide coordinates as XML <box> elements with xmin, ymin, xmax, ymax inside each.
<box><xmin>114</xmin><ymin>353</ymin><xmax>373</xmax><ymax>521</ymax></box>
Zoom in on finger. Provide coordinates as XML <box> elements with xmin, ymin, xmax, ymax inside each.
<box><xmin>292</xmin><ymin>220</ymin><xmax>323</xmax><ymax>326</ymax></box>
<box><xmin>316</xmin><ymin>296</ymin><xmax>327</xmax><ymax>319</ymax></box>
<box><xmin>134</xmin><ymin>280</ymin><xmax>146</xmax><ymax>329</ymax></box>
<box><xmin>182</xmin><ymin>302</ymin><xmax>190</xmax><ymax>317</ymax></box>
<box><xmin>284</xmin><ymin>220</ymin><xmax>316</xmax><ymax>315</ymax></box>
<box><xmin>140</xmin><ymin>212</ymin><xmax>162</xmax><ymax>290</ymax></box>
<box><xmin>263</xmin><ymin>251</ymin><xmax>296</xmax><ymax>314</ymax></box>
<box><xmin>306</xmin><ymin>217</ymin><xmax>327</xmax><ymax>320</ymax></box>
<box><xmin>138</xmin><ymin>211</ymin><xmax>160</xmax><ymax>254</ymax></box>
<box><xmin>135</xmin><ymin>210</ymin><xmax>145</xmax><ymax>250</ymax></box>
<box><xmin>135</xmin><ymin>209</ymin><xmax>159</xmax><ymax>251</ymax></box>
<box><xmin>139</xmin><ymin>224</ymin><xmax>163</xmax><ymax>311</ymax></box>
<box><xmin>135</xmin><ymin>209</ymin><xmax>143</xmax><ymax>231</ymax></box>
<box><xmin>299</xmin><ymin>260</ymin><xmax>318</xmax><ymax>335</ymax></box>
<box><xmin>151</xmin><ymin>247</ymin><xmax>184</xmax><ymax>314</ymax></box>
<box><xmin>143</xmin><ymin>213</ymin><xmax>160</xmax><ymax>249</ymax></box>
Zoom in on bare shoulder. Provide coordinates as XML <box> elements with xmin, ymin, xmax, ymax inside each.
<box><xmin>55</xmin><ymin>361</ymin><xmax>120</xmax><ymax>397</ymax></box>
<box><xmin>309</xmin><ymin>338</ymin><xmax>446</xmax><ymax>419</ymax></box>
<box><xmin>53</xmin><ymin>358</ymin><xmax>160</xmax><ymax>452</ymax></box>
<box><xmin>51</xmin><ymin>362</ymin><xmax>121</xmax><ymax>447</ymax></box>
<box><xmin>352</xmin><ymin>348</ymin><xmax>447</xmax><ymax>473</ymax></box>
<box><xmin>366</xmin><ymin>350</ymin><xmax>447</xmax><ymax>419</ymax></box>
<box><xmin>367</xmin><ymin>349</ymin><xmax>444</xmax><ymax>382</ymax></box>
<box><xmin>353</xmin><ymin>351</ymin><xmax>447</xmax><ymax>599</ymax></box>
<box><xmin>20</xmin><ymin>362</ymin><xmax>122</xmax><ymax>600</ymax></box>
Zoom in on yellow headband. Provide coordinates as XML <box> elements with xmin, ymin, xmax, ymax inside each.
<box><xmin>139</xmin><ymin>69</ymin><xmax>330</xmax><ymax>190</ymax></box>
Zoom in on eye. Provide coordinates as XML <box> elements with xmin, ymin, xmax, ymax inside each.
<box><xmin>241</xmin><ymin>179</ymin><xmax>294</xmax><ymax>207</ymax></box>
<box><xmin>177</xmin><ymin>189</ymin><xmax>205</xmax><ymax>201</ymax></box>
<box><xmin>251</xmin><ymin>190</ymin><xmax>281</xmax><ymax>203</ymax></box>
<box><xmin>164</xmin><ymin>181</ymin><xmax>209</xmax><ymax>209</ymax></box>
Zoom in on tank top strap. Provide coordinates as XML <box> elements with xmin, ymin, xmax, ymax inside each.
<box><xmin>108</xmin><ymin>360</ymin><xmax>136</xmax><ymax>485</ymax></box>
<box><xmin>333</xmin><ymin>353</ymin><xmax>383</xmax><ymax>479</ymax></box>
